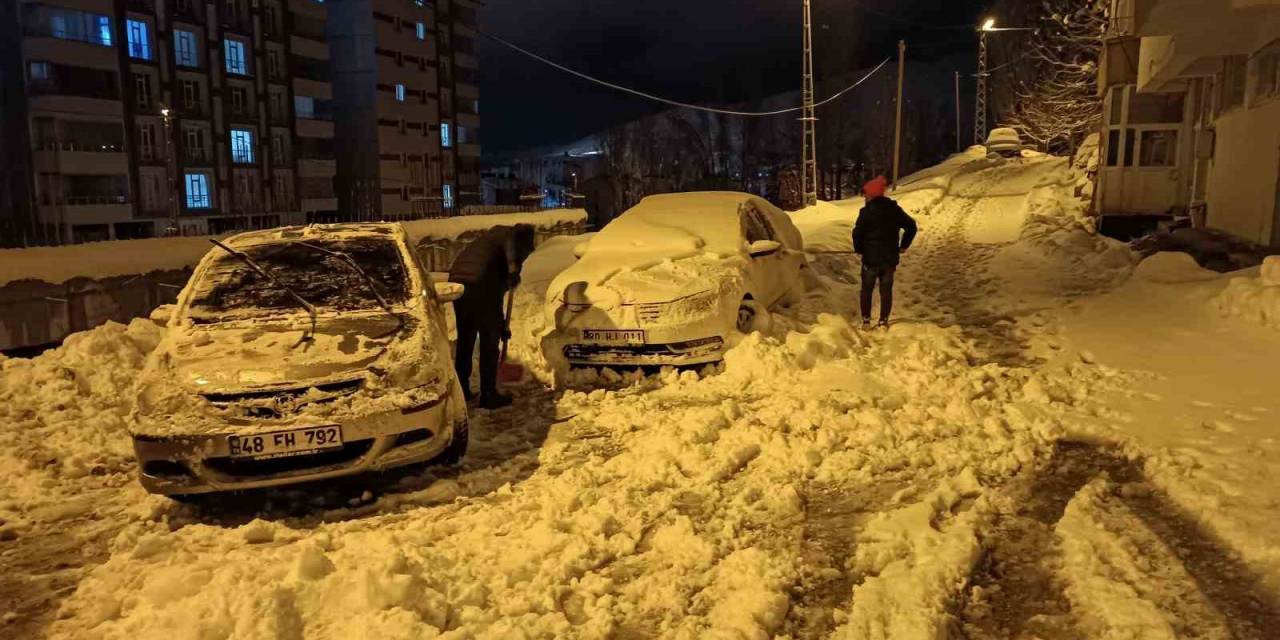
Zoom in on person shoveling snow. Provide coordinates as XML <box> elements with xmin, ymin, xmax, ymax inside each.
<box><xmin>853</xmin><ymin>175</ymin><xmax>917</xmax><ymax>329</ymax></box>
<box><xmin>448</xmin><ymin>223</ymin><xmax>537</xmax><ymax>409</ymax></box>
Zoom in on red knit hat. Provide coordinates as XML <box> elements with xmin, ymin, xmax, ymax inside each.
<box><xmin>863</xmin><ymin>175</ymin><xmax>887</xmax><ymax>199</ymax></box>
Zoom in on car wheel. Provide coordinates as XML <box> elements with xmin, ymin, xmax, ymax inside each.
<box><xmin>434</xmin><ymin>420</ymin><xmax>469</xmax><ymax>466</ymax></box>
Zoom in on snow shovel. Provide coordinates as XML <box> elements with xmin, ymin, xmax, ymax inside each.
<box><xmin>497</xmin><ymin>289</ymin><xmax>524</xmax><ymax>384</ymax></box>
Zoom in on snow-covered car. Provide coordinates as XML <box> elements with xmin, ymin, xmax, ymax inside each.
<box><xmin>131</xmin><ymin>223</ymin><xmax>469</xmax><ymax>497</ymax></box>
<box><xmin>545</xmin><ymin>192</ymin><xmax>806</xmax><ymax>367</ymax></box>
<box><xmin>985</xmin><ymin>127</ymin><xmax>1023</xmax><ymax>157</ymax></box>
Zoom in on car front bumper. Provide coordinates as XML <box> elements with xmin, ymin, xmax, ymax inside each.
<box><xmin>133</xmin><ymin>396</ymin><xmax>462</xmax><ymax>496</ymax></box>
<box><xmin>563</xmin><ymin>336</ymin><xmax>725</xmax><ymax>366</ymax></box>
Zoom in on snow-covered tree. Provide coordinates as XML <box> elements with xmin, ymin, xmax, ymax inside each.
<box><xmin>993</xmin><ymin>0</ymin><xmax>1109</xmax><ymax>154</ymax></box>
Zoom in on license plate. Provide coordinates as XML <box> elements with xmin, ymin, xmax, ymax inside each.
<box><xmin>581</xmin><ymin>329</ymin><xmax>646</xmax><ymax>345</ymax></box>
<box><xmin>228</xmin><ymin>426</ymin><xmax>343</xmax><ymax>460</ymax></box>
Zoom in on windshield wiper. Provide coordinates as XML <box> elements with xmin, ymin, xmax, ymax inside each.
<box><xmin>294</xmin><ymin>241</ymin><xmax>406</xmax><ymax>336</ymax></box>
<box><xmin>209</xmin><ymin>239</ymin><xmax>318</xmax><ymax>346</ymax></box>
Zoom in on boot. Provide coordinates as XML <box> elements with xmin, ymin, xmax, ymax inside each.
<box><xmin>478</xmin><ymin>392</ymin><xmax>513</xmax><ymax>410</ymax></box>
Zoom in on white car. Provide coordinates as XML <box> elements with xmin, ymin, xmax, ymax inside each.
<box><xmin>131</xmin><ymin>223</ymin><xmax>469</xmax><ymax>497</ymax></box>
<box><xmin>545</xmin><ymin>192</ymin><xmax>807</xmax><ymax>367</ymax></box>
<box><xmin>985</xmin><ymin>127</ymin><xmax>1024</xmax><ymax>157</ymax></box>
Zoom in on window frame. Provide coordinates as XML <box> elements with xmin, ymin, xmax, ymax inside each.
<box><xmin>174</xmin><ymin>29</ymin><xmax>199</xmax><ymax>68</ymax></box>
<box><xmin>230</xmin><ymin>128</ymin><xmax>255</xmax><ymax>164</ymax></box>
<box><xmin>126</xmin><ymin>18</ymin><xmax>152</xmax><ymax>60</ymax></box>
<box><xmin>224</xmin><ymin>39</ymin><xmax>249</xmax><ymax>76</ymax></box>
<box><xmin>185</xmin><ymin>172</ymin><xmax>212</xmax><ymax>209</ymax></box>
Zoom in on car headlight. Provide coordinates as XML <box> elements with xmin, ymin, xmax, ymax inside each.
<box><xmin>638</xmin><ymin>290</ymin><xmax>719</xmax><ymax>324</ymax></box>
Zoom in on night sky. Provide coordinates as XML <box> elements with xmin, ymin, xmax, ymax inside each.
<box><xmin>478</xmin><ymin>0</ymin><xmax>989</xmax><ymax>155</ymax></box>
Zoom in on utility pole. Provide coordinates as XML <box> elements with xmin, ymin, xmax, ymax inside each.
<box><xmin>975</xmin><ymin>25</ymin><xmax>989</xmax><ymax>146</ymax></box>
<box><xmin>955</xmin><ymin>71</ymin><xmax>962</xmax><ymax>152</ymax></box>
<box><xmin>800</xmin><ymin>0</ymin><xmax>818</xmax><ymax>207</ymax></box>
<box><xmin>892</xmin><ymin>40</ymin><xmax>906</xmax><ymax>186</ymax></box>
<box><xmin>161</xmin><ymin>107</ymin><xmax>178</xmax><ymax>236</ymax></box>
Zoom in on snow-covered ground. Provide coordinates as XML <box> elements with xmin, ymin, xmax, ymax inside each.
<box><xmin>4</xmin><ymin>150</ymin><xmax>1280</xmax><ymax>639</ymax></box>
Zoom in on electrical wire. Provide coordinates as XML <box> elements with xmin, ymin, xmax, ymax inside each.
<box><xmin>480</xmin><ymin>29</ymin><xmax>891</xmax><ymax>118</ymax></box>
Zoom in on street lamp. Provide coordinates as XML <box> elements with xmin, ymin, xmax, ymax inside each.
<box><xmin>160</xmin><ymin>106</ymin><xmax>178</xmax><ymax>236</ymax></box>
<box><xmin>973</xmin><ymin>17</ymin><xmax>1034</xmax><ymax>146</ymax></box>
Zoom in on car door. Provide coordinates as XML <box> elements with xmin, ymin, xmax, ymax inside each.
<box><xmin>741</xmin><ymin>203</ymin><xmax>786</xmax><ymax>305</ymax></box>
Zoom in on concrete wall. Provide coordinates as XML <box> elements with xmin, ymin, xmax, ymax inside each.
<box><xmin>1205</xmin><ymin>99</ymin><xmax>1280</xmax><ymax>245</ymax></box>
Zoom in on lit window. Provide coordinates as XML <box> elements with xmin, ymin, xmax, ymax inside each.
<box><xmin>443</xmin><ymin>184</ymin><xmax>454</xmax><ymax>209</ymax></box>
<box><xmin>97</xmin><ymin>16</ymin><xmax>113</xmax><ymax>45</ymax></box>
<box><xmin>127</xmin><ymin>19</ymin><xmax>151</xmax><ymax>59</ymax></box>
<box><xmin>224</xmin><ymin>40</ymin><xmax>248</xmax><ymax>75</ymax></box>
<box><xmin>416</xmin><ymin>22</ymin><xmax>425</xmax><ymax>40</ymax></box>
<box><xmin>230</xmin><ymin>129</ymin><xmax>255</xmax><ymax>164</ymax></box>
<box><xmin>395</xmin><ymin>84</ymin><xmax>406</xmax><ymax>102</ymax></box>
<box><xmin>29</xmin><ymin>62</ymin><xmax>51</xmax><ymax>81</ymax></box>
<box><xmin>294</xmin><ymin>95</ymin><xmax>316</xmax><ymax>119</ymax></box>
<box><xmin>440</xmin><ymin>121</ymin><xmax>452</xmax><ymax>148</ymax></box>
<box><xmin>185</xmin><ymin>173</ymin><xmax>211</xmax><ymax>208</ymax></box>
<box><xmin>174</xmin><ymin>30</ymin><xmax>199</xmax><ymax>67</ymax></box>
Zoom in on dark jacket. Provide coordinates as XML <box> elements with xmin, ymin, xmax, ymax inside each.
<box><xmin>448</xmin><ymin>225</ymin><xmax>534</xmax><ymax>292</ymax></box>
<box><xmin>853</xmin><ymin>197</ymin><xmax>917</xmax><ymax>267</ymax></box>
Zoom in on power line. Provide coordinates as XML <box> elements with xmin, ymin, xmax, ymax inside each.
<box><xmin>480</xmin><ymin>29</ymin><xmax>891</xmax><ymax>118</ymax></box>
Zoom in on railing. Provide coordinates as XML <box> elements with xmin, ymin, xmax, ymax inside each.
<box><xmin>34</xmin><ymin>141</ymin><xmax>126</xmax><ymax>153</ymax></box>
<box><xmin>63</xmin><ymin>195</ymin><xmax>129</xmax><ymax>205</ymax></box>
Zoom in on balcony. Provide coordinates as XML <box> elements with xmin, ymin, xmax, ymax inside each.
<box><xmin>183</xmin><ymin>146</ymin><xmax>213</xmax><ymax>165</ymax></box>
<box><xmin>33</xmin><ymin>144</ymin><xmax>129</xmax><ymax>175</ymax></box>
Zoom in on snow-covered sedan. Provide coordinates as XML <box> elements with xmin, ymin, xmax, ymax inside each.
<box><xmin>545</xmin><ymin>192</ymin><xmax>806</xmax><ymax>367</ymax></box>
<box><xmin>131</xmin><ymin>223</ymin><xmax>469</xmax><ymax>497</ymax></box>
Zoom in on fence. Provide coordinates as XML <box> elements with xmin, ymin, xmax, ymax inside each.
<box><xmin>414</xmin><ymin>218</ymin><xmax>589</xmax><ymax>272</ymax></box>
<box><xmin>1</xmin><ymin>215</ymin><xmax>589</xmax><ymax>354</ymax></box>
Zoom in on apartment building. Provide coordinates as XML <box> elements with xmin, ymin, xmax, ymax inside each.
<box><xmin>1097</xmin><ymin>0</ymin><xmax>1280</xmax><ymax>246</ymax></box>
<box><xmin>327</xmin><ymin>0</ymin><xmax>482</xmax><ymax>221</ymax></box>
<box><xmin>0</xmin><ymin>0</ymin><xmax>339</xmax><ymax>244</ymax></box>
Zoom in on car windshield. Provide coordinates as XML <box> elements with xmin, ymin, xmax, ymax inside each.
<box><xmin>186</xmin><ymin>237</ymin><xmax>410</xmax><ymax>323</ymax></box>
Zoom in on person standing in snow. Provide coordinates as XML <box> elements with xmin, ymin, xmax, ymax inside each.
<box><xmin>853</xmin><ymin>175</ymin><xmax>917</xmax><ymax>329</ymax></box>
<box><xmin>448</xmin><ymin>224</ymin><xmax>537</xmax><ymax>409</ymax></box>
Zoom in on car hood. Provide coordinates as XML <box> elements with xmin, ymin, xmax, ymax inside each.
<box><xmin>549</xmin><ymin>252</ymin><xmax>745</xmax><ymax>307</ymax></box>
<box><xmin>168</xmin><ymin>314</ymin><xmax>409</xmax><ymax>394</ymax></box>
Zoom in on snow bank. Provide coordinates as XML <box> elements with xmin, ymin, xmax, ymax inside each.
<box><xmin>0</xmin><ymin>319</ymin><xmax>161</xmax><ymax>521</ymax></box>
<box><xmin>1215</xmin><ymin>256</ymin><xmax>1280</xmax><ymax>329</ymax></box>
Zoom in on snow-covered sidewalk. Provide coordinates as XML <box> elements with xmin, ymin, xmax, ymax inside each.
<box><xmin>3</xmin><ymin>150</ymin><xmax>1278</xmax><ymax>639</ymax></box>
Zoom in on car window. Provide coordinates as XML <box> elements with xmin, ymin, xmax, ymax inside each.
<box><xmin>741</xmin><ymin>203</ymin><xmax>776</xmax><ymax>243</ymax></box>
<box><xmin>187</xmin><ymin>237</ymin><xmax>410</xmax><ymax>323</ymax></box>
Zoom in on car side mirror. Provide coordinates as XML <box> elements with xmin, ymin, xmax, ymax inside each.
<box><xmin>149</xmin><ymin>304</ymin><xmax>176</xmax><ymax>327</ymax></box>
<box><xmin>748</xmin><ymin>240</ymin><xmax>782</xmax><ymax>257</ymax></box>
<box><xmin>433</xmin><ymin>282</ymin><xmax>465</xmax><ymax>303</ymax></box>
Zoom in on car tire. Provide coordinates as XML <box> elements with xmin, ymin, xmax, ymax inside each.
<box><xmin>736</xmin><ymin>299</ymin><xmax>770</xmax><ymax>334</ymax></box>
<box><xmin>434</xmin><ymin>420</ymin><xmax>469</xmax><ymax>466</ymax></box>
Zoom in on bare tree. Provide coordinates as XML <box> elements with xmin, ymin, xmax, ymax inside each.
<box><xmin>996</xmin><ymin>0</ymin><xmax>1109</xmax><ymax>154</ymax></box>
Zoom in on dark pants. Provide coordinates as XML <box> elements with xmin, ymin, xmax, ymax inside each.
<box><xmin>452</xmin><ymin>279</ymin><xmax>505</xmax><ymax>396</ymax></box>
<box><xmin>860</xmin><ymin>264</ymin><xmax>896</xmax><ymax>322</ymax></box>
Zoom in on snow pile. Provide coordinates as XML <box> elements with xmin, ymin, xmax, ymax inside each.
<box><xmin>1132</xmin><ymin>251</ymin><xmax>1222</xmax><ymax>284</ymax></box>
<box><xmin>1214</xmin><ymin>256</ymin><xmax>1280</xmax><ymax>329</ymax></box>
<box><xmin>0</xmin><ymin>319</ymin><xmax>161</xmax><ymax>518</ymax></box>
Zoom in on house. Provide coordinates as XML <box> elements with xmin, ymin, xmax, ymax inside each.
<box><xmin>1097</xmin><ymin>0</ymin><xmax>1280</xmax><ymax>246</ymax></box>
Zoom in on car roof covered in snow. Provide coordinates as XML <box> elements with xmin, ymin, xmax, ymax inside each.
<box><xmin>592</xmin><ymin>191</ymin><xmax>793</xmax><ymax>255</ymax></box>
<box><xmin>222</xmin><ymin>223</ymin><xmax>407</xmax><ymax>248</ymax></box>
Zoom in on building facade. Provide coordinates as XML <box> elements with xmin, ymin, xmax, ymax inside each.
<box><xmin>0</xmin><ymin>0</ymin><xmax>481</xmax><ymax>246</ymax></box>
<box><xmin>327</xmin><ymin>0</ymin><xmax>481</xmax><ymax>222</ymax></box>
<box><xmin>1097</xmin><ymin>0</ymin><xmax>1280</xmax><ymax>246</ymax></box>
